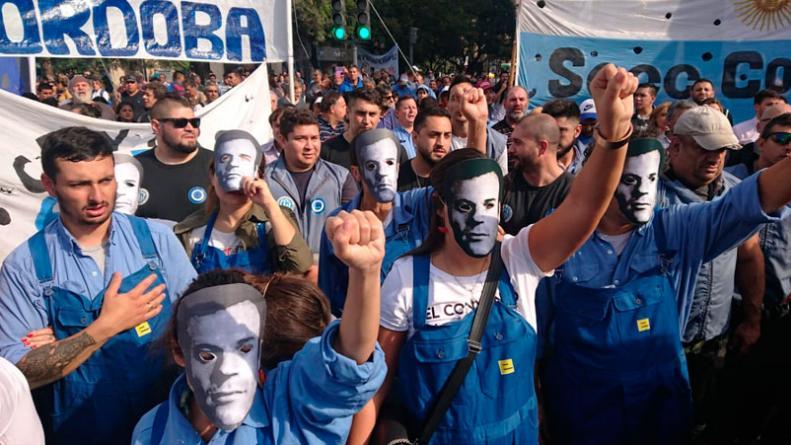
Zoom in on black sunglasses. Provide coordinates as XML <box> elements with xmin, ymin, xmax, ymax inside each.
<box><xmin>159</xmin><ymin>117</ymin><xmax>201</xmax><ymax>128</ymax></box>
<box><xmin>769</xmin><ymin>132</ymin><xmax>791</xmax><ymax>145</ymax></box>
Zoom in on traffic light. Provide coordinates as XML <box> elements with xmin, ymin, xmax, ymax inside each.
<box><xmin>331</xmin><ymin>0</ymin><xmax>346</xmax><ymax>40</ymax></box>
<box><xmin>355</xmin><ymin>0</ymin><xmax>371</xmax><ymax>40</ymax></box>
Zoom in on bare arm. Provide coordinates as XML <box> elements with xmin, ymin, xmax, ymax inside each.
<box><xmin>757</xmin><ymin>154</ymin><xmax>791</xmax><ymax>213</ymax></box>
<box><xmin>243</xmin><ymin>177</ymin><xmax>297</xmax><ymax>246</ymax></box>
<box><xmin>461</xmin><ymin>87</ymin><xmax>489</xmax><ymax>156</ymax></box>
<box><xmin>732</xmin><ymin>234</ymin><xmax>764</xmax><ymax>354</ymax></box>
<box><xmin>530</xmin><ymin>65</ymin><xmax>638</xmax><ymax>272</ymax></box>
<box><xmin>326</xmin><ymin>210</ymin><xmax>385</xmax><ymax>364</ymax></box>
<box><xmin>17</xmin><ymin>273</ymin><xmax>165</xmax><ymax>389</ymax></box>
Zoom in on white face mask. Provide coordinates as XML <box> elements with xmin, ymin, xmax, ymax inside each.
<box><xmin>114</xmin><ymin>162</ymin><xmax>141</xmax><ymax>214</ymax></box>
<box><xmin>215</xmin><ymin>139</ymin><xmax>259</xmax><ymax>192</ymax></box>
<box><xmin>615</xmin><ymin>150</ymin><xmax>661</xmax><ymax>225</ymax></box>
<box><xmin>359</xmin><ymin>139</ymin><xmax>399</xmax><ymax>203</ymax></box>
<box><xmin>448</xmin><ymin>172</ymin><xmax>500</xmax><ymax>257</ymax></box>
<box><xmin>184</xmin><ymin>300</ymin><xmax>261</xmax><ymax>431</ymax></box>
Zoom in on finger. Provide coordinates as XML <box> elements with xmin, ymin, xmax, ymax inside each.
<box><xmin>129</xmin><ymin>274</ymin><xmax>159</xmax><ymax>298</ymax></box>
<box><xmin>26</xmin><ymin>327</ymin><xmax>54</xmax><ymax>337</ymax></box>
<box><xmin>354</xmin><ymin>210</ymin><xmax>372</xmax><ymax>246</ymax></box>
<box><xmin>105</xmin><ymin>272</ymin><xmax>123</xmax><ymax>298</ymax></box>
<box><xmin>592</xmin><ymin>64</ymin><xmax>616</xmax><ymax>91</ymax></box>
<box><xmin>143</xmin><ymin>284</ymin><xmax>167</xmax><ymax>303</ymax></box>
<box><xmin>364</xmin><ymin>210</ymin><xmax>384</xmax><ymax>245</ymax></box>
<box><xmin>344</xmin><ymin>211</ymin><xmax>362</xmax><ymax>246</ymax></box>
<box><xmin>325</xmin><ymin>213</ymin><xmax>346</xmax><ymax>241</ymax></box>
<box><xmin>145</xmin><ymin>302</ymin><xmax>164</xmax><ymax>320</ymax></box>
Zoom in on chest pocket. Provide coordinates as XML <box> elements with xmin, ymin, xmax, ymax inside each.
<box><xmin>55</xmin><ymin>307</ymin><xmax>94</xmax><ymax>334</ymax></box>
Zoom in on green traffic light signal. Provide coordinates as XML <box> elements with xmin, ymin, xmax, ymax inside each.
<box><xmin>356</xmin><ymin>25</ymin><xmax>371</xmax><ymax>40</ymax></box>
<box><xmin>332</xmin><ymin>26</ymin><xmax>347</xmax><ymax>40</ymax></box>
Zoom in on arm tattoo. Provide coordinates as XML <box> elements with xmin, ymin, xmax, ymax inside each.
<box><xmin>17</xmin><ymin>332</ymin><xmax>97</xmax><ymax>387</ymax></box>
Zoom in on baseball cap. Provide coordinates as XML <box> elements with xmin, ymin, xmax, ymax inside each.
<box><xmin>122</xmin><ymin>75</ymin><xmax>137</xmax><ymax>83</ymax></box>
<box><xmin>580</xmin><ymin>98</ymin><xmax>597</xmax><ymax>121</ymax></box>
<box><xmin>399</xmin><ymin>74</ymin><xmax>409</xmax><ymax>85</ymax></box>
<box><xmin>673</xmin><ymin>106</ymin><xmax>741</xmax><ymax>151</ymax></box>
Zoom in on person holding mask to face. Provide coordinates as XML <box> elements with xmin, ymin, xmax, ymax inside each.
<box><xmin>113</xmin><ymin>153</ymin><xmax>144</xmax><ymax>215</ymax></box>
<box><xmin>319</xmin><ymin>129</ymin><xmax>432</xmax><ymax>317</ymax></box>
<box><xmin>174</xmin><ymin>130</ymin><xmax>312</xmax><ymax>276</ymax></box>
<box><xmin>133</xmin><ymin>210</ymin><xmax>388</xmax><ymax>444</ymax></box>
<box><xmin>356</xmin><ymin>64</ymin><xmax>639</xmax><ymax>445</ymax></box>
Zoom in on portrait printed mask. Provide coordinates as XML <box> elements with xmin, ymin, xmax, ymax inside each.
<box><xmin>113</xmin><ymin>153</ymin><xmax>142</xmax><ymax>215</ymax></box>
<box><xmin>615</xmin><ymin>139</ymin><xmax>663</xmax><ymax>225</ymax></box>
<box><xmin>177</xmin><ymin>283</ymin><xmax>266</xmax><ymax>431</ymax></box>
<box><xmin>440</xmin><ymin>158</ymin><xmax>503</xmax><ymax>258</ymax></box>
<box><xmin>214</xmin><ymin>130</ymin><xmax>261</xmax><ymax>192</ymax></box>
<box><xmin>353</xmin><ymin>129</ymin><xmax>401</xmax><ymax>203</ymax></box>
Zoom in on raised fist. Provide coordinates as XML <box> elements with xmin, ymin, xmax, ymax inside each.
<box><xmin>589</xmin><ymin>64</ymin><xmax>638</xmax><ymax>141</ymax></box>
<box><xmin>325</xmin><ymin>210</ymin><xmax>385</xmax><ymax>271</ymax></box>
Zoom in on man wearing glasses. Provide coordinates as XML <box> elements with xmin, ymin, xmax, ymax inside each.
<box><xmin>120</xmin><ymin>75</ymin><xmax>146</xmax><ymax>120</ymax></box>
<box><xmin>135</xmin><ymin>95</ymin><xmax>213</xmax><ymax>223</ymax></box>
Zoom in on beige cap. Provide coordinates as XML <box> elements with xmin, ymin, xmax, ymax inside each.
<box><xmin>673</xmin><ymin>106</ymin><xmax>741</xmax><ymax>151</ymax></box>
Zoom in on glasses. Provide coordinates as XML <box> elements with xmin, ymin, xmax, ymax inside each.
<box><xmin>125</xmin><ymin>80</ymin><xmax>136</xmax><ymax>84</ymax></box>
<box><xmin>158</xmin><ymin>117</ymin><xmax>201</xmax><ymax>128</ymax></box>
<box><xmin>769</xmin><ymin>132</ymin><xmax>791</xmax><ymax>145</ymax></box>
<box><xmin>384</xmin><ymin>95</ymin><xmax>394</xmax><ymax>100</ymax></box>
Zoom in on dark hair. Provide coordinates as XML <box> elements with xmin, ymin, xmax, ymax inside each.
<box><xmin>408</xmin><ymin>148</ymin><xmax>489</xmax><ymax>256</ymax></box>
<box><xmin>414</xmin><ymin>107</ymin><xmax>451</xmax><ymax>132</ymax></box>
<box><xmin>692</xmin><ymin>78</ymin><xmax>714</xmax><ymax>89</ymax></box>
<box><xmin>395</xmin><ymin>95</ymin><xmax>417</xmax><ymax>110</ymax></box>
<box><xmin>69</xmin><ymin>103</ymin><xmax>102</xmax><ymax>118</ymax></box>
<box><xmin>541</xmin><ymin>98</ymin><xmax>580</xmax><ymax>120</ymax></box>
<box><xmin>115</xmin><ymin>100</ymin><xmax>134</xmax><ymax>114</ymax></box>
<box><xmin>37</xmin><ymin>82</ymin><xmax>54</xmax><ymax>92</ymax></box>
<box><xmin>41</xmin><ymin>97</ymin><xmax>59</xmax><ymax>107</ymax></box>
<box><xmin>700</xmin><ymin>97</ymin><xmax>725</xmax><ymax>113</ymax></box>
<box><xmin>347</xmin><ymin>88</ymin><xmax>381</xmax><ymax>110</ymax></box>
<box><xmin>150</xmin><ymin>94</ymin><xmax>192</xmax><ymax>120</ymax></box>
<box><xmin>319</xmin><ymin>91</ymin><xmax>343</xmax><ymax>113</ymax></box>
<box><xmin>419</xmin><ymin>97</ymin><xmax>438</xmax><ymax>111</ymax></box>
<box><xmin>754</xmin><ymin>88</ymin><xmax>787</xmax><ymax>105</ymax></box>
<box><xmin>279</xmin><ymin>108</ymin><xmax>318</xmax><ymax>139</ymax></box>
<box><xmin>450</xmin><ymin>75</ymin><xmax>473</xmax><ymax>89</ymax></box>
<box><xmin>761</xmin><ymin>112</ymin><xmax>791</xmax><ymax>139</ymax></box>
<box><xmin>40</xmin><ymin>127</ymin><xmax>114</xmax><ymax>180</ymax></box>
<box><xmin>637</xmin><ymin>83</ymin><xmax>658</xmax><ymax>97</ymax></box>
<box><xmin>269</xmin><ymin>104</ymin><xmax>294</xmax><ymax>133</ymax></box>
<box><xmin>144</xmin><ymin>82</ymin><xmax>168</xmax><ymax>100</ymax></box>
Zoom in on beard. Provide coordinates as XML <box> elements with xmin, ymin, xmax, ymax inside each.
<box><xmin>163</xmin><ymin>131</ymin><xmax>198</xmax><ymax>154</ymax></box>
<box><xmin>72</xmin><ymin>91</ymin><xmax>92</xmax><ymax>104</ymax></box>
<box><xmin>557</xmin><ymin>141</ymin><xmax>574</xmax><ymax>157</ymax></box>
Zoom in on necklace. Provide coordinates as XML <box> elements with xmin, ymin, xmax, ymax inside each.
<box><xmin>443</xmin><ymin>255</ymin><xmax>491</xmax><ymax>303</ymax></box>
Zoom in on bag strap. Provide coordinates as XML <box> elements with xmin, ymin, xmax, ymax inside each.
<box><xmin>417</xmin><ymin>242</ymin><xmax>504</xmax><ymax>444</ymax></box>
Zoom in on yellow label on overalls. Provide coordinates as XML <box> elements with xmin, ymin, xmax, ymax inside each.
<box><xmin>135</xmin><ymin>322</ymin><xmax>152</xmax><ymax>337</ymax></box>
<box><xmin>498</xmin><ymin>359</ymin><xmax>515</xmax><ymax>375</ymax></box>
<box><xmin>637</xmin><ymin>318</ymin><xmax>651</xmax><ymax>332</ymax></box>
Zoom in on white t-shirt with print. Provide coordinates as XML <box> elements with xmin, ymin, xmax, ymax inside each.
<box><xmin>380</xmin><ymin>225</ymin><xmax>551</xmax><ymax>338</ymax></box>
<box><xmin>188</xmin><ymin>225</ymin><xmax>244</xmax><ymax>256</ymax></box>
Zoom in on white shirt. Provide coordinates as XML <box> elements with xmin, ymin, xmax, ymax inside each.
<box><xmin>451</xmin><ymin>135</ymin><xmax>509</xmax><ymax>175</ymax></box>
<box><xmin>188</xmin><ymin>225</ymin><xmax>244</xmax><ymax>256</ymax></box>
<box><xmin>380</xmin><ymin>225</ymin><xmax>551</xmax><ymax>338</ymax></box>
<box><xmin>0</xmin><ymin>357</ymin><xmax>45</xmax><ymax>445</ymax></box>
<box><xmin>733</xmin><ymin>117</ymin><xmax>759</xmax><ymax>145</ymax></box>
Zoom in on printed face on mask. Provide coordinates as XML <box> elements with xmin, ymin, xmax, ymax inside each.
<box><xmin>114</xmin><ymin>162</ymin><xmax>141</xmax><ymax>214</ymax></box>
<box><xmin>447</xmin><ymin>172</ymin><xmax>500</xmax><ymax>257</ymax></box>
<box><xmin>215</xmin><ymin>139</ymin><xmax>259</xmax><ymax>192</ymax></box>
<box><xmin>359</xmin><ymin>138</ymin><xmax>399</xmax><ymax>203</ymax></box>
<box><xmin>184</xmin><ymin>300</ymin><xmax>261</xmax><ymax>431</ymax></box>
<box><xmin>615</xmin><ymin>150</ymin><xmax>661</xmax><ymax>225</ymax></box>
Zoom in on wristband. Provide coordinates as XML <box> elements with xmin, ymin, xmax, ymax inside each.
<box><xmin>595</xmin><ymin>125</ymin><xmax>633</xmax><ymax>150</ymax></box>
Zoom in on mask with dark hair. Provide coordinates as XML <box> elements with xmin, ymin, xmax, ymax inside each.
<box><xmin>616</xmin><ymin>138</ymin><xmax>663</xmax><ymax>225</ymax></box>
<box><xmin>177</xmin><ymin>283</ymin><xmax>266</xmax><ymax>431</ymax></box>
<box><xmin>440</xmin><ymin>158</ymin><xmax>503</xmax><ymax>257</ymax></box>
<box><xmin>353</xmin><ymin>129</ymin><xmax>401</xmax><ymax>202</ymax></box>
<box><xmin>214</xmin><ymin>130</ymin><xmax>261</xmax><ymax>192</ymax></box>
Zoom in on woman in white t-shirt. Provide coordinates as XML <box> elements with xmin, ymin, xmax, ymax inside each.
<box><xmin>359</xmin><ymin>64</ymin><xmax>638</xmax><ymax>445</ymax></box>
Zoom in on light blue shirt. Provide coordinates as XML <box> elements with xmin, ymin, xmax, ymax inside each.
<box><xmin>540</xmin><ymin>173</ymin><xmax>786</xmax><ymax>343</ymax></box>
<box><xmin>131</xmin><ymin>321</ymin><xmax>386</xmax><ymax>445</ymax></box>
<box><xmin>393</xmin><ymin>126</ymin><xmax>416</xmax><ymax>159</ymax></box>
<box><xmin>319</xmin><ymin>188</ymin><xmax>432</xmax><ymax>315</ymax></box>
<box><xmin>0</xmin><ymin>213</ymin><xmax>196</xmax><ymax>364</ymax></box>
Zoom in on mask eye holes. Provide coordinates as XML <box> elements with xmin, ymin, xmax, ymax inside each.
<box><xmin>198</xmin><ymin>351</ymin><xmax>216</xmax><ymax>362</ymax></box>
<box><xmin>239</xmin><ymin>344</ymin><xmax>253</xmax><ymax>354</ymax></box>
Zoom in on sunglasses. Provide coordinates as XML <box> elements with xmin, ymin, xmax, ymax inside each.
<box><xmin>125</xmin><ymin>80</ymin><xmax>136</xmax><ymax>84</ymax></box>
<box><xmin>159</xmin><ymin>117</ymin><xmax>201</xmax><ymax>128</ymax></box>
<box><xmin>769</xmin><ymin>132</ymin><xmax>791</xmax><ymax>145</ymax></box>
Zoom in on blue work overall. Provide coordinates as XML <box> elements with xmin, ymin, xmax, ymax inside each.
<box><xmin>543</xmin><ymin>269</ymin><xmax>692</xmax><ymax>445</ymax></box>
<box><xmin>29</xmin><ymin>216</ymin><xmax>172</xmax><ymax>445</ymax></box>
<box><xmin>397</xmin><ymin>255</ymin><xmax>539</xmax><ymax>444</ymax></box>
<box><xmin>190</xmin><ymin>212</ymin><xmax>270</xmax><ymax>274</ymax></box>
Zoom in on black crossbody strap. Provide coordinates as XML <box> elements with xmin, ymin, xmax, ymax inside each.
<box><xmin>417</xmin><ymin>242</ymin><xmax>504</xmax><ymax>444</ymax></box>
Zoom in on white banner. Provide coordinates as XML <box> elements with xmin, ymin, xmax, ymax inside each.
<box><xmin>0</xmin><ymin>63</ymin><xmax>271</xmax><ymax>261</ymax></box>
<box><xmin>357</xmin><ymin>46</ymin><xmax>399</xmax><ymax>77</ymax></box>
<box><xmin>0</xmin><ymin>0</ymin><xmax>288</xmax><ymax>63</ymax></box>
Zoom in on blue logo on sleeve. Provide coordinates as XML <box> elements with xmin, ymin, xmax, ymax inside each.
<box><xmin>188</xmin><ymin>186</ymin><xmax>207</xmax><ymax>204</ymax></box>
<box><xmin>311</xmin><ymin>198</ymin><xmax>326</xmax><ymax>214</ymax></box>
<box><xmin>277</xmin><ymin>196</ymin><xmax>296</xmax><ymax>210</ymax></box>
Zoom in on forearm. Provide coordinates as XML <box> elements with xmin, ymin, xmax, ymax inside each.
<box><xmin>758</xmin><ymin>155</ymin><xmax>791</xmax><ymax>213</ymax></box>
<box><xmin>17</xmin><ymin>321</ymin><xmax>112</xmax><ymax>389</ymax></box>
<box><xmin>261</xmin><ymin>201</ymin><xmax>297</xmax><ymax>246</ymax></box>
<box><xmin>467</xmin><ymin>120</ymin><xmax>487</xmax><ymax>155</ymax></box>
<box><xmin>736</xmin><ymin>239</ymin><xmax>765</xmax><ymax>324</ymax></box>
<box><xmin>336</xmin><ymin>267</ymin><xmax>381</xmax><ymax>364</ymax></box>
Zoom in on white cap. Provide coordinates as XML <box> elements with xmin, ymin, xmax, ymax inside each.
<box><xmin>580</xmin><ymin>98</ymin><xmax>597</xmax><ymax>121</ymax></box>
<box><xmin>673</xmin><ymin>106</ymin><xmax>741</xmax><ymax>151</ymax></box>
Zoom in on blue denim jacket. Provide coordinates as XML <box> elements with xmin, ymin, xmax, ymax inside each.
<box><xmin>727</xmin><ymin>165</ymin><xmax>791</xmax><ymax>307</ymax></box>
<box><xmin>319</xmin><ymin>188</ymin><xmax>432</xmax><ymax>316</ymax></box>
<box><xmin>658</xmin><ymin>172</ymin><xmax>743</xmax><ymax>343</ymax></box>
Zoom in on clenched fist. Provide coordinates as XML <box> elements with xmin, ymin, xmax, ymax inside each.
<box><xmin>325</xmin><ymin>210</ymin><xmax>385</xmax><ymax>272</ymax></box>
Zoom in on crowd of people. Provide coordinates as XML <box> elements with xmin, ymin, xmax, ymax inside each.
<box><xmin>1</xmin><ymin>57</ymin><xmax>790</xmax><ymax>445</ymax></box>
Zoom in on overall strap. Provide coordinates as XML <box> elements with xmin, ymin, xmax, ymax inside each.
<box><xmin>255</xmin><ymin>222</ymin><xmax>268</xmax><ymax>250</ymax></box>
<box><xmin>149</xmin><ymin>403</ymin><xmax>169</xmax><ymax>445</ymax></box>
<box><xmin>417</xmin><ymin>242</ymin><xmax>504</xmax><ymax>444</ymax></box>
<box><xmin>192</xmin><ymin>212</ymin><xmax>219</xmax><ymax>260</ymax></box>
<box><xmin>411</xmin><ymin>255</ymin><xmax>431</xmax><ymax>329</ymax></box>
<box><xmin>127</xmin><ymin>215</ymin><xmax>159</xmax><ymax>261</ymax></box>
<box><xmin>27</xmin><ymin>231</ymin><xmax>54</xmax><ymax>285</ymax></box>
<box><xmin>653</xmin><ymin>210</ymin><xmax>668</xmax><ymax>253</ymax></box>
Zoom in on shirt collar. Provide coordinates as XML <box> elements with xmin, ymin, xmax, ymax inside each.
<box><xmin>53</xmin><ymin>212</ymin><xmax>120</xmax><ymax>254</ymax></box>
<box><xmin>349</xmin><ymin>192</ymin><xmax>414</xmax><ymax>237</ymax></box>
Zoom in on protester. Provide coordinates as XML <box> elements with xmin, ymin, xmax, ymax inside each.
<box><xmin>120</xmin><ymin>74</ymin><xmax>146</xmax><ymax>119</ymax></box>
<box><xmin>135</xmin><ymin>95</ymin><xmax>213</xmax><ymax>223</ymax></box>
<box><xmin>632</xmin><ymin>83</ymin><xmax>657</xmax><ymax>135</ymax></box>
<box><xmin>264</xmin><ymin>109</ymin><xmax>358</xmax><ymax>255</ymax></box>
<box><xmin>0</xmin><ymin>127</ymin><xmax>196</xmax><ymax>445</ymax></box>
<box><xmin>91</xmin><ymin>76</ymin><xmax>111</xmax><ymax>104</ymax></box>
<box><xmin>203</xmin><ymin>82</ymin><xmax>221</xmax><ymax>105</ymax></box>
<box><xmin>492</xmin><ymin>85</ymin><xmax>530</xmax><ymax>152</ymax></box>
<box><xmin>138</xmin><ymin>82</ymin><xmax>167</xmax><ymax>123</ymax></box>
<box><xmin>132</xmin><ymin>208</ymin><xmax>387</xmax><ymax>443</ymax></box>
<box><xmin>115</xmin><ymin>101</ymin><xmax>136</xmax><ymax>123</ymax></box>
<box><xmin>398</xmin><ymin>107</ymin><xmax>454</xmax><ymax>192</ymax></box>
<box><xmin>113</xmin><ymin>153</ymin><xmax>145</xmax><ymax>215</ymax></box>
<box><xmin>542</xmin><ymin>99</ymin><xmax>584</xmax><ymax>175</ymax></box>
<box><xmin>393</xmin><ymin>96</ymin><xmax>419</xmax><ymax>158</ymax></box>
<box><xmin>647</xmin><ymin>101</ymin><xmax>672</xmax><ymax>148</ymax></box>
<box><xmin>339</xmin><ymin>65</ymin><xmax>364</xmax><ymax>93</ymax></box>
<box><xmin>317</xmin><ymin>91</ymin><xmax>346</xmax><ymax>143</ymax></box>
<box><xmin>174</xmin><ymin>130</ymin><xmax>312</xmax><ymax>275</ymax></box>
<box><xmin>690</xmin><ymin>78</ymin><xmax>732</xmax><ymax>123</ymax></box>
<box><xmin>502</xmin><ymin>114</ymin><xmax>572</xmax><ymax>235</ymax></box>
<box><xmin>732</xmin><ymin>89</ymin><xmax>788</xmax><ymax>145</ymax></box>
<box><xmin>361</xmin><ymin>64</ymin><xmax>637</xmax><ymax>445</ymax></box>
<box><xmin>376</xmin><ymin>84</ymin><xmax>399</xmax><ymax>130</ymax></box>
<box><xmin>59</xmin><ymin>75</ymin><xmax>115</xmax><ymax>120</ymax></box>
